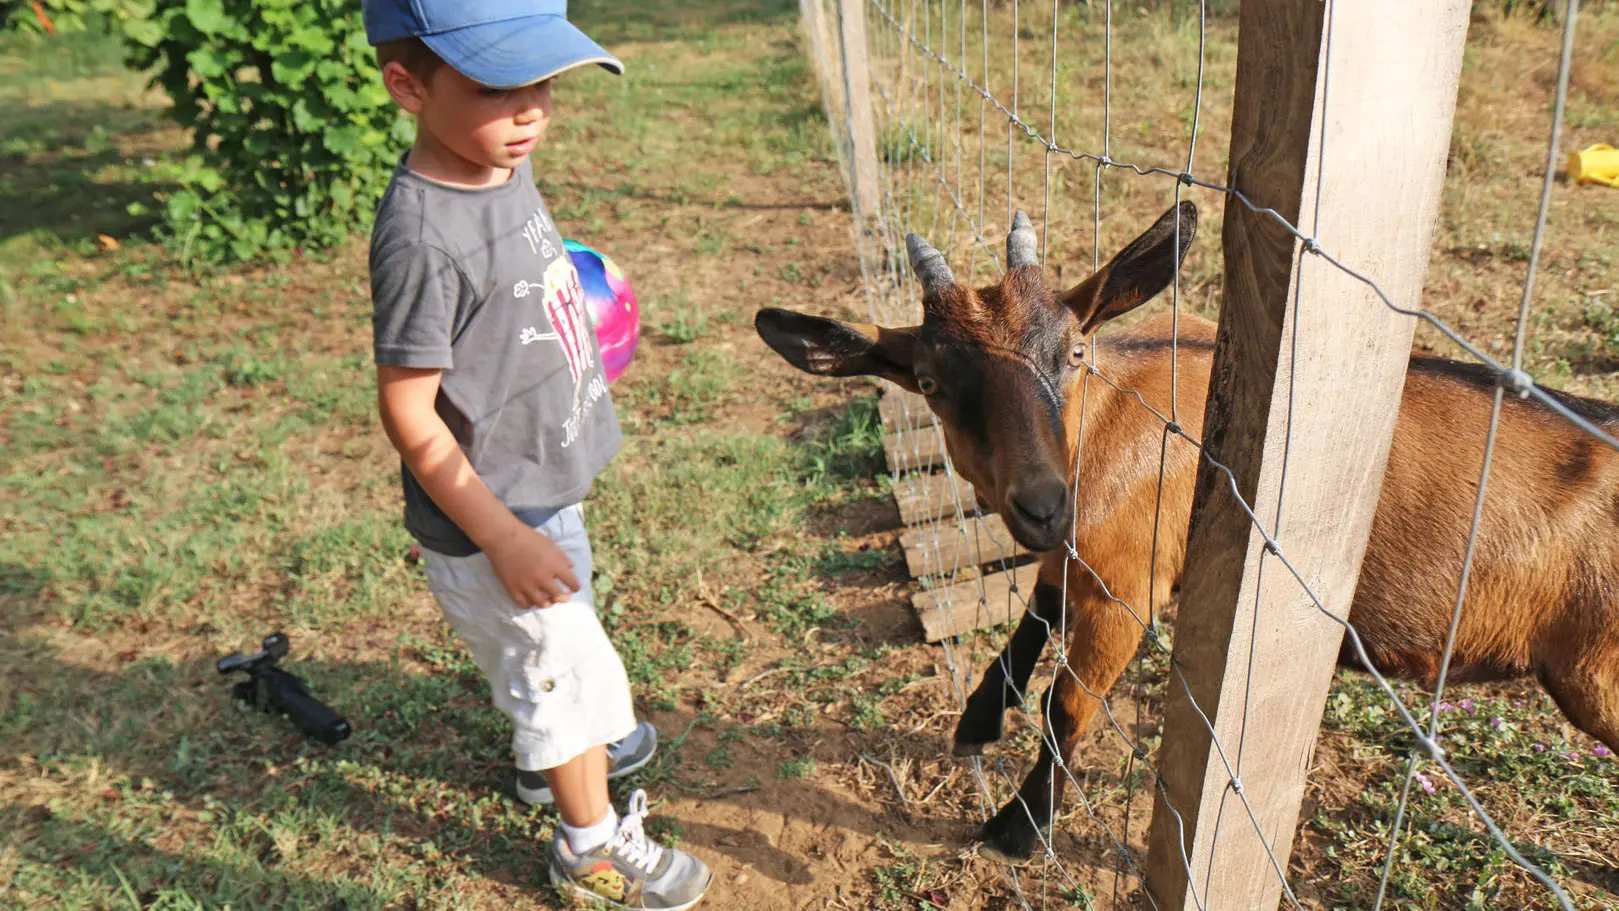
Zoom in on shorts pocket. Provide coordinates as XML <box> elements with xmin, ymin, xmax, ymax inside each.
<box><xmin>503</xmin><ymin>646</ymin><xmax>578</xmax><ymax>710</ymax></box>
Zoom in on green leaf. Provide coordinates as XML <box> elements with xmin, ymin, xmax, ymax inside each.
<box><xmin>345</xmin><ymin>26</ymin><xmax>373</xmax><ymax>55</ymax></box>
<box><xmin>322</xmin><ymin>125</ymin><xmax>361</xmax><ymax>156</ymax></box>
<box><xmin>315</xmin><ymin>60</ymin><xmax>348</xmax><ymax>83</ymax></box>
<box><xmin>167</xmin><ymin>191</ymin><xmax>201</xmax><ymax>222</ymax></box>
<box><xmin>358</xmin><ymin>82</ymin><xmax>392</xmax><ymax>109</ymax></box>
<box><xmin>187</xmin><ymin>47</ymin><xmax>226</xmax><ymax>79</ymax></box>
<box><xmin>124</xmin><ymin>18</ymin><xmax>163</xmax><ymax>47</ymax></box>
<box><xmin>390</xmin><ymin>116</ymin><xmax>417</xmax><ymax>145</ymax></box>
<box><xmin>291</xmin><ymin>99</ymin><xmax>322</xmax><ymax>133</ymax></box>
<box><xmin>185</xmin><ymin>0</ymin><xmax>227</xmax><ymax>34</ymax></box>
<box><xmin>293</xmin><ymin>27</ymin><xmax>337</xmax><ymax>56</ymax></box>
<box><xmin>324</xmin><ymin>84</ymin><xmax>358</xmax><ymax>112</ymax></box>
<box><xmin>271</xmin><ymin>51</ymin><xmax>315</xmax><ymax>87</ymax></box>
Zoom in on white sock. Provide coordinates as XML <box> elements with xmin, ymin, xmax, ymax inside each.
<box><xmin>562</xmin><ymin>807</ymin><xmax>619</xmax><ymax>855</ymax></box>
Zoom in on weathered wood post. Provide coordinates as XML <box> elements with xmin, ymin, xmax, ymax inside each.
<box><xmin>1142</xmin><ymin>1</ymin><xmax>1472</xmax><ymax>908</ymax></box>
<box><xmin>835</xmin><ymin>0</ymin><xmax>879</xmax><ymax>220</ymax></box>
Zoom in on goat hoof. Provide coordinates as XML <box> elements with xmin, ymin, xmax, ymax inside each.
<box><xmin>976</xmin><ymin>803</ymin><xmax>1042</xmax><ymax>863</ymax></box>
<box><xmin>952</xmin><ymin>739</ymin><xmax>988</xmax><ymax>757</ymax></box>
<box><xmin>977</xmin><ymin>841</ymin><xmax>1034</xmax><ymax>865</ymax></box>
<box><xmin>952</xmin><ymin>713</ymin><xmax>1003</xmax><ymax>757</ymax></box>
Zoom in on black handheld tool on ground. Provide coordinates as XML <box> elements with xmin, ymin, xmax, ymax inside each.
<box><xmin>217</xmin><ymin>633</ymin><xmax>353</xmax><ymax>746</ymax></box>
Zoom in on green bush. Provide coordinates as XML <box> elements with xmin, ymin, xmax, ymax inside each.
<box><xmin>123</xmin><ymin>0</ymin><xmax>413</xmax><ymax>266</ymax></box>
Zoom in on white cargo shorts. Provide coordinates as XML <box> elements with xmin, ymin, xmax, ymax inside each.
<box><xmin>419</xmin><ymin>504</ymin><xmax>638</xmax><ymax>772</ymax></box>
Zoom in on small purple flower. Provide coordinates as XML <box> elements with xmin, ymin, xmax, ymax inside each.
<box><xmin>1594</xmin><ymin>745</ymin><xmax>1611</xmax><ymax>760</ymax></box>
<box><xmin>1490</xmin><ymin>716</ymin><xmax>1504</xmax><ymax>728</ymax></box>
<box><xmin>1565</xmin><ymin>750</ymin><xmax>1581</xmax><ymax>762</ymax></box>
<box><xmin>1415</xmin><ymin>771</ymin><xmax>1437</xmax><ymax>795</ymax></box>
<box><xmin>1438</xmin><ymin>701</ymin><xmax>1455</xmax><ymax>713</ymax></box>
<box><xmin>1533</xmin><ymin>743</ymin><xmax>1547</xmax><ymax>753</ymax></box>
<box><xmin>1459</xmin><ymin>699</ymin><xmax>1475</xmax><ymax>713</ymax></box>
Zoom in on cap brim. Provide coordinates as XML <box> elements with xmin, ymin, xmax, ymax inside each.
<box><xmin>422</xmin><ymin>15</ymin><xmax>623</xmax><ymax>90</ymax></box>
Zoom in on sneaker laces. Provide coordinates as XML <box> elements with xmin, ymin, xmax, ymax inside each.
<box><xmin>608</xmin><ymin>789</ymin><xmax>664</xmax><ymax>871</ymax></box>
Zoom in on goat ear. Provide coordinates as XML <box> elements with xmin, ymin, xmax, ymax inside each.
<box><xmin>1059</xmin><ymin>201</ymin><xmax>1198</xmax><ymax>335</ymax></box>
<box><xmin>754</xmin><ymin>308</ymin><xmax>921</xmax><ymax>394</ymax></box>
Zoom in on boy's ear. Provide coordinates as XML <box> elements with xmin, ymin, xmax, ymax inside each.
<box><xmin>382</xmin><ymin>60</ymin><xmax>428</xmax><ymax>115</ymax></box>
<box><xmin>754</xmin><ymin>308</ymin><xmax>921</xmax><ymax>394</ymax></box>
<box><xmin>1059</xmin><ymin>201</ymin><xmax>1198</xmax><ymax>335</ymax></box>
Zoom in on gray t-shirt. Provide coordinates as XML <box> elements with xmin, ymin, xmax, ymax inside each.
<box><xmin>369</xmin><ymin>155</ymin><xmax>621</xmax><ymax>557</ymax></box>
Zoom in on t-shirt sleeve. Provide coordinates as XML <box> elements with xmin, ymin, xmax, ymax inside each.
<box><xmin>371</xmin><ymin>243</ymin><xmax>467</xmax><ymax>370</ymax></box>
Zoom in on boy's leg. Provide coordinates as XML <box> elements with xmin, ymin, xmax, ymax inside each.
<box><xmin>421</xmin><ymin>509</ymin><xmax>710</xmax><ymax>908</ymax></box>
<box><xmin>509</xmin><ymin>505</ymin><xmax>656</xmax><ymax>806</ymax></box>
<box><xmin>546</xmin><ymin>742</ymin><xmax>609</xmax><ymax>827</ymax></box>
<box><xmin>421</xmin><ymin>505</ymin><xmax>640</xmax><ymax>775</ymax></box>
<box><xmin>503</xmin><ymin>504</ymin><xmax>639</xmax><ymax>774</ymax></box>
<box><xmin>530</xmin><ymin>511</ymin><xmax>710</xmax><ymax>908</ymax></box>
<box><xmin>517</xmin><ymin>722</ymin><xmax>657</xmax><ymax>806</ymax></box>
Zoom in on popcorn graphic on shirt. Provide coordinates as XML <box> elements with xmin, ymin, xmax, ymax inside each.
<box><xmin>539</xmin><ymin>256</ymin><xmax>596</xmax><ymax>395</ymax></box>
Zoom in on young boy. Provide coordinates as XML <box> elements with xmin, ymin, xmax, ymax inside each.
<box><xmin>361</xmin><ymin>2</ymin><xmax>711</xmax><ymax>907</ymax></box>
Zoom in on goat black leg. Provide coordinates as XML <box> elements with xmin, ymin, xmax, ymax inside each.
<box><xmin>977</xmin><ymin>671</ymin><xmax>1083</xmax><ymax>862</ymax></box>
<box><xmin>953</xmin><ymin>582</ymin><xmax>1062</xmax><ymax>756</ymax></box>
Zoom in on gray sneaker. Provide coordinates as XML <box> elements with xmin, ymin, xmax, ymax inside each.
<box><xmin>548</xmin><ymin>789</ymin><xmax>712</xmax><ymax>910</ymax></box>
<box><xmin>517</xmin><ymin>721</ymin><xmax>658</xmax><ymax>806</ymax></box>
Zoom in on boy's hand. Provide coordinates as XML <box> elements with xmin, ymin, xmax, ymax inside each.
<box><xmin>484</xmin><ymin>523</ymin><xmax>581</xmax><ymax>609</ymax></box>
<box><xmin>376</xmin><ymin>366</ymin><xmax>580</xmax><ymax>608</ymax></box>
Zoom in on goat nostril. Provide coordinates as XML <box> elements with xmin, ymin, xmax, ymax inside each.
<box><xmin>1011</xmin><ymin>487</ymin><xmax>1066</xmax><ymax>526</ymax></box>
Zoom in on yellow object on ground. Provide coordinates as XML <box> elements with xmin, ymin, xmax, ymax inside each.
<box><xmin>1567</xmin><ymin>144</ymin><xmax>1619</xmax><ymax>188</ymax></box>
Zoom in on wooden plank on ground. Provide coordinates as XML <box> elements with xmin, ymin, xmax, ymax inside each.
<box><xmin>894</xmin><ymin>471</ymin><xmax>975</xmax><ymax>525</ymax></box>
<box><xmin>878</xmin><ymin>389</ymin><xmax>929</xmax><ymax>430</ymax></box>
<box><xmin>883</xmin><ymin>428</ymin><xmax>945</xmax><ymax>473</ymax></box>
<box><xmin>899</xmin><ymin>514</ymin><xmax>1018</xmax><ymax>578</ymax></box>
<box><xmin>913</xmin><ymin>563</ymin><xmax>1041</xmax><ymax>642</ymax></box>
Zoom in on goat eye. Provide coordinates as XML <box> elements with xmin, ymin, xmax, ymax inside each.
<box><xmin>1067</xmin><ymin>346</ymin><xmax>1085</xmax><ymax>368</ymax></box>
<box><xmin>917</xmin><ymin>375</ymin><xmax>940</xmax><ymax>396</ymax></box>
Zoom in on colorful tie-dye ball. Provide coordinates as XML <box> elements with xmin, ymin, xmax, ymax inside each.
<box><xmin>563</xmin><ymin>239</ymin><xmax>640</xmax><ymax>385</ymax></box>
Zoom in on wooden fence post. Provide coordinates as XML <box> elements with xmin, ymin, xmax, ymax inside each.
<box><xmin>1141</xmin><ymin>1</ymin><xmax>1471</xmax><ymax>909</ymax></box>
<box><xmin>835</xmin><ymin>0</ymin><xmax>880</xmax><ymax>220</ymax></box>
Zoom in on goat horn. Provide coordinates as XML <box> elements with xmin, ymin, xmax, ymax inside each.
<box><xmin>1007</xmin><ymin>210</ymin><xmax>1039</xmax><ymax>268</ymax></box>
<box><xmin>905</xmin><ymin>233</ymin><xmax>955</xmax><ymax>293</ymax></box>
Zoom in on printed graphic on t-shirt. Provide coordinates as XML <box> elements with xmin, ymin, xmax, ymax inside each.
<box><xmin>518</xmin><ymin>325</ymin><xmax>555</xmax><ymax>346</ymax></box>
<box><xmin>540</xmin><ymin>256</ymin><xmax>596</xmax><ymax>394</ymax></box>
<box><xmin>512</xmin><ymin>207</ymin><xmax>610</xmax><ymax>450</ymax></box>
<box><xmin>521</xmin><ymin>207</ymin><xmax>558</xmax><ymax>259</ymax></box>
<box><xmin>510</xmin><ymin>252</ymin><xmax>592</xmax><ymax>393</ymax></box>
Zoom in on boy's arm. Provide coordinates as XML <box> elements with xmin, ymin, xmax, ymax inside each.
<box><xmin>377</xmin><ymin>365</ymin><xmax>580</xmax><ymax>608</ymax></box>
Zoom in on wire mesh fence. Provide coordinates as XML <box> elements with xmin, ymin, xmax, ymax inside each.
<box><xmin>797</xmin><ymin>0</ymin><xmax>1615</xmax><ymax>908</ymax></box>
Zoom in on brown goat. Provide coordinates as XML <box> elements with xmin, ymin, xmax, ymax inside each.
<box><xmin>755</xmin><ymin>203</ymin><xmax>1619</xmax><ymax>862</ymax></box>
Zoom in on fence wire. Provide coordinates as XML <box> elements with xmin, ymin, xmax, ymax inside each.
<box><xmin>801</xmin><ymin>0</ymin><xmax>1605</xmax><ymax>908</ymax></box>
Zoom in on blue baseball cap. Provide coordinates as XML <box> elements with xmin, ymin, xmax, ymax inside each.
<box><xmin>363</xmin><ymin>0</ymin><xmax>623</xmax><ymax>89</ymax></box>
